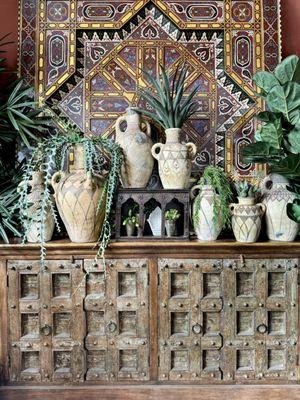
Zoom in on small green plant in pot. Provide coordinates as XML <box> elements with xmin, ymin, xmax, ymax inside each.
<box><xmin>191</xmin><ymin>166</ymin><xmax>232</xmax><ymax>241</ymax></box>
<box><xmin>138</xmin><ymin>63</ymin><xmax>197</xmax><ymax>189</ymax></box>
<box><xmin>230</xmin><ymin>180</ymin><xmax>265</xmax><ymax>243</ymax></box>
<box><xmin>165</xmin><ymin>209</ymin><xmax>180</xmax><ymax>237</ymax></box>
<box><xmin>123</xmin><ymin>208</ymin><xmax>139</xmax><ymax>237</ymax></box>
<box><xmin>17</xmin><ymin>119</ymin><xmax>123</xmax><ymax>261</ymax></box>
<box><xmin>241</xmin><ymin>55</ymin><xmax>300</xmax><ymax>241</ymax></box>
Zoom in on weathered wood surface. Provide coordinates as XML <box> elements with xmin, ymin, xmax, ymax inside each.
<box><xmin>1</xmin><ymin>385</ymin><xmax>300</xmax><ymax>400</ymax></box>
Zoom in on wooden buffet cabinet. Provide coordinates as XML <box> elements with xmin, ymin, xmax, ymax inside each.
<box><xmin>0</xmin><ymin>240</ymin><xmax>300</xmax><ymax>400</ymax></box>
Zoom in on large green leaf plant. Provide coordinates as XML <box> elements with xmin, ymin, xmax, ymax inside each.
<box><xmin>242</xmin><ymin>55</ymin><xmax>300</xmax><ymax>223</ymax></box>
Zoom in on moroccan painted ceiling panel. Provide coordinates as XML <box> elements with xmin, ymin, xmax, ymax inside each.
<box><xmin>19</xmin><ymin>0</ymin><xmax>281</xmax><ymax>175</ymax></box>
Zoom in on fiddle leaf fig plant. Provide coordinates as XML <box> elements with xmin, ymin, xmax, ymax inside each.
<box><xmin>138</xmin><ymin>63</ymin><xmax>198</xmax><ymax>129</ymax></box>
<box><xmin>242</xmin><ymin>55</ymin><xmax>300</xmax><ymax>222</ymax></box>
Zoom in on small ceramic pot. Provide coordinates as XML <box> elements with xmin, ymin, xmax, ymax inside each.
<box><xmin>165</xmin><ymin>220</ymin><xmax>176</xmax><ymax>237</ymax></box>
<box><xmin>125</xmin><ymin>221</ymin><xmax>136</xmax><ymax>237</ymax></box>
<box><xmin>230</xmin><ymin>197</ymin><xmax>265</xmax><ymax>243</ymax></box>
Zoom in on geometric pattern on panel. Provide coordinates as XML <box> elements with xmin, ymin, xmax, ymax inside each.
<box><xmin>19</xmin><ymin>0</ymin><xmax>281</xmax><ymax>176</ymax></box>
<box><xmin>158</xmin><ymin>259</ymin><xmax>224</xmax><ymax>381</ymax></box>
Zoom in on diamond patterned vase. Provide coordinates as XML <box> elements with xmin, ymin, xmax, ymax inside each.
<box><xmin>151</xmin><ymin>128</ymin><xmax>196</xmax><ymax>189</ymax></box>
<box><xmin>230</xmin><ymin>197</ymin><xmax>265</xmax><ymax>243</ymax></box>
<box><xmin>51</xmin><ymin>144</ymin><xmax>105</xmax><ymax>243</ymax></box>
<box><xmin>261</xmin><ymin>174</ymin><xmax>300</xmax><ymax>242</ymax></box>
<box><xmin>115</xmin><ymin>107</ymin><xmax>154</xmax><ymax>188</ymax></box>
<box><xmin>191</xmin><ymin>184</ymin><xmax>222</xmax><ymax>241</ymax></box>
<box><xmin>25</xmin><ymin>171</ymin><xmax>55</xmax><ymax>243</ymax></box>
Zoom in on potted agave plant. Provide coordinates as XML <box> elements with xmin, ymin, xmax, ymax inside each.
<box><xmin>165</xmin><ymin>209</ymin><xmax>180</xmax><ymax>237</ymax></box>
<box><xmin>17</xmin><ymin>119</ymin><xmax>122</xmax><ymax>260</ymax></box>
<box><xmin>122</xmin><ymin>208</ymin><xmax>139</xmax><ymax>237</ymax></box>
<box><xmin>230</xmin><ymin>180</ymin><xmax>265</xmax><ymax>243</ymax></box>
<box><xmin>139</xmin><ymin>64</ymin><xmax>197</xmax><ymax>189</ymax></box>
<box><xmin>191</xmin><ymin>166</ymin><xmax>232</xmax><ymax>241</ymax></box>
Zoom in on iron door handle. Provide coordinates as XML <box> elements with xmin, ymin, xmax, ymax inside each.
<box><xmin>257</xmin><ymin>324</ymin><xmax>268</xmax><ymax>334</ymax></box>
<box><xmin>107</xmin><ymin>322</ymin><xmax>117</xmax><ymax>333</ymax></box>
<box><xmin>41</xmin><ymin>324</ymin><xmax>52</xmax><ymax>336</ymax></box>
<box><xmin>192</xmin><ymin>323</ymin><xmax>203</xmax><ymax>334</ymax></box>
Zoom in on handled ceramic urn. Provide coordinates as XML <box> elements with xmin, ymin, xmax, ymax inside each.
<box><xmin>230</xmin><ymin>197</ymin><xmax>265</xmax><ymax>243</ymax></box>
<box><xmin>115</xmin><ymin>107</ymin><xmax>154</xmax><ymax>188</ymax></box>
<box><xmin>261</xmin><ymin>173</ymin><xmax>300</xmax><ymax>242</ymax></box>
<box><xmin>22</xmin><ymin>171</ymin><xmax>55</xmax><ymax>243</ymax></box>
<box><xmin>151</xmin><ymin>128</ymin><xmax>197</xmax><ymax>189</ymax></box>
<box><xmin>191</xmin><ymin>184</ymin><xmax>222</xmax><ymax>241</ymax></box>
<box><xmin>51</xmin><ymin>144</ymin><xmax>105</xmax><ymax>243</ymax></box>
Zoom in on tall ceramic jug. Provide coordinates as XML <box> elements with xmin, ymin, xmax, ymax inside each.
<box><xmin>22</xmin><ymin>171</ymin><xmax>55</xmax><ymax>243</ymax></box>
<box><xmin>151</xmin><ymin>128</ymin><xmax>196</xmax><ymax>189</ymax></box>
<box><xmin>191</xmin><ymin>184</ymin><xmax>222</xmax><ymax>241</ymax></box>
<box><xmin>51</xmin><ymin>144</ymin><xmax>105</xmax><ymax>243</ymax></box>
<box><xmin>261</xmin><ymin>173</ymin><xmax>300</xmax><ymax>241</ymax></box>
<box><xmin>115</xmin><ymin>107</ymin><xmax>154</xmax><ymax>188</ymax></box>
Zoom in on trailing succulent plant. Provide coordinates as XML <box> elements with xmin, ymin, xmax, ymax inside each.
<box><xmin>241</xmin><ymin>55</ymin><xmax>300</xmax><ymax>222</ymax></box>
<box><xmin>235</xmin><ymin>180</ymin><xmax>260</xmax><ymax>198</ymax></box>
<box><xmin>165</xmin><ymin>209</ymin><xmax>180</xmax><ymax>221</ymax></box>
<box><xmin>193</xmin><ymin>166</ymin><xmax>233</xmax><ymax>229</ymax></box>
<box><xmin>17</xmin><ymin>119</ymin><xmax>123</xmax><ymax>261</ymax></box>
<box><xmin>138</xmin><ymin>63</ymin><xmax>198</xmax><ymax>129</ymax></box>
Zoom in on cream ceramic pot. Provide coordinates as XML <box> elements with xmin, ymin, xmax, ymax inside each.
<box><xmin>115</xmin><ymin>107</ymin><xmax>154</xmax><ymax>188</ymax></box>
<box><xmin>191</xmin><ymin>184</ymin><xmax>222</xmax><ymax>241</ymax></box>
<box><xmin>261</xmin><ymin>173</ymin><xmax>300</xmax><ymax>241</ymax></box>
<box><xmin>230</xmin><ymin>197</ymin><xmax>265</xmax><ymax>243</ymax></box>
<box><xmin>151</xmin><ymin>128</ymin><xmax>196</xmax><ymax>189</ymax></box>
<box><xmin>51</xmin><ymin>144</ymin><xmax>105</xmax><ymax>243</ymax></box>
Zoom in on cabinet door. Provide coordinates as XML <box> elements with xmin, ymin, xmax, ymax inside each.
<box><xmin>158</xmin><ymin>259</ymin><xmax>224</xmax><ymax>382</ymax></box>
<box><xmin>225</xmin><ymin>258</ymin><xmax>298</xmax><ymax>382</ymax></box>
<box><xmin>84</xmin><ymin>259</ymin><xmax>150</xmax><ymax>382</ymax></box>
<box><xmin>7</xmin><ymin>260</ymin><xmax>85</xmax><ymax>383</ymax></box>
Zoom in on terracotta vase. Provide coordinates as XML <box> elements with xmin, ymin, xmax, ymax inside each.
<box><xmin>191</xmin><ymin>184</ymin><xmax>222</xmax><ymax>241</ymax></box>
<box><xmin>151</xmin><ymin>128</ymin><xmax>197</xmax><ymax>189</ymax></box>
<box><xmin>24</xmin><ymin>171</ymin><xmax>55</xmax><ymax>243</ymax></box>
<box><xmin>261</xmin><ymin>173</ymin><xmax>300</xmax><ymax>242</ymax></box>
<box><xmin>51</xmin><ymin>144</ymin><xmax>105</xmax><ymax>243</ymax></box>
<box><xmin>115</xmin><ymin>107</ymin><xmax>154</xmax><ymax>188</ymax></box>
<box><xmin>230</xmin><ymin>197</ymin><xmax>265</xmax><ymax>243</ymax></box>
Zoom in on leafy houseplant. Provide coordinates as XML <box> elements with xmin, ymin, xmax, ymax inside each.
<box><xmin>0</xmin><ymin>34</ymin><xmax>50</xmax><ymax>243</ymax></box>
<box><xmin>17</xmin><ymin>121</ymin><xmax>123</xmax><ymax>260</ymax></box>
<box><xmin>139</xmin><ymin>63</ymin><xmax>197</xmax><ymax>189</ymax></box>
<box><xmin>235</xmin><ymin>180</ymin><xmax>260</xmax><ymax>199</ymax></box>
<box><xmin>165</xmin><ymin>209</ymin><xmax>180</xmax><ymax>237</ymax></box>
<box><xmin>241</xmin><ymin>55</ymin><xmax>300</xmax><ymax>223</ymax></box>
<box><xmin>241</xmin><ymin>55</ymin><xmax>300</xmax><ymax>240</ymax></box>
<box><xmin>191</xmin><ymin>166</ymin><xmax>232</xmax><ymax>241</ymax></box>
<box><xmin>122</xmin><ymin>208</ymin><xmax>139</xmax><ymax>237</ymax></box>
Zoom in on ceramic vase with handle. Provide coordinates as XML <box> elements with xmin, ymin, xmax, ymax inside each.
<box><xmin>230</xmin><ymin>197</ymin><xmax>265</xmax><ymax>243</ymax></box>
<box><xmin>191</xmin><ymin>184</ymin><xmax>222</xmax><ymax>241</ymax></box>
<box><xmin>115</xmin><ymin>107</ymin><xmax>154</xmax><ymax>188</ymax></box>
<box><xmin>261</xmin><ymin>173</ymin><xmax>300</xmax><ymax>242</ymax></box>
<box><xmin>51</xmin><ymin>144</ymin><xmax>106</xmax><ymax>243</ymax></box>
<box><xmin>23</xmin><ymin>171</ymin><xmax>55</xmax><ymax>243</ymax></box>
<box><xmin>151</xmin><ymin>128</ymin><xmax>197</xmax><ymax>189</ymax></box>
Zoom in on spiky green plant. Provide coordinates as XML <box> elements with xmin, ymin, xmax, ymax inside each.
<box><xmin>235</xmin><ymin>180</ymin><xmax>260</xmax><ymax>198</ymax></box>
<box><xmin>122</xmin><ymin>209</ymin><xmax>139</xmax><ymax>227</ymax></box>
<box><xmin>165</xmin><ymin>209</ymin><xmax>180</xmax><ymax>221</ymax></box>
<box><xmin>17</xmin><ymin>119</ymin><xmax>123</xmax><ymax>261</ymax></box>
<box><xmin>193</xmin><ymin>166</ymin><xmax>233</xmax><ymax>230</ymax></box>
<box><xmin>138</xmin><ymin>63</ymin><xmax>198</xmax><ymax>129</ymax></box>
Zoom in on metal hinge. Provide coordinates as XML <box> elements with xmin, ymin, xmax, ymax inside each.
<box><xmin>297</xmin><ymin>355</ymin><xmax>299</xmax><ymax>366</ymax></box>
<box><xmin>158</xmin><ymin>355</ymin><xmax>160</xmax><ymax>367</ymax></box>
<box><xmin>157</xmin><ymin>274</ymin><xmax>160</xmax><ymax>286</ymax></box>
<box><xmin>6</xmin><ymin>275</ymin><xmax>9</xmax><ymax>287</ymax></box>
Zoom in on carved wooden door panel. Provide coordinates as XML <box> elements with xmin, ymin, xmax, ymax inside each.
<box><xmin>83</xmin><ymin>259</ymin><xmax>149</xmax><ymax>382</ymax></box>
<box><xmin>225</xmin><ymin>258</ymin><xmax>298</xmax><ymax>382</ymax></box>
<box><xmin>7</xmin><ymin>260</ymin><xmax>85</xmax><ymax>383</ymax></box>
<box><xmin>158</xmin><ymin>259</ymin><xmax>224</xmax><ymax>381</ymax></box>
